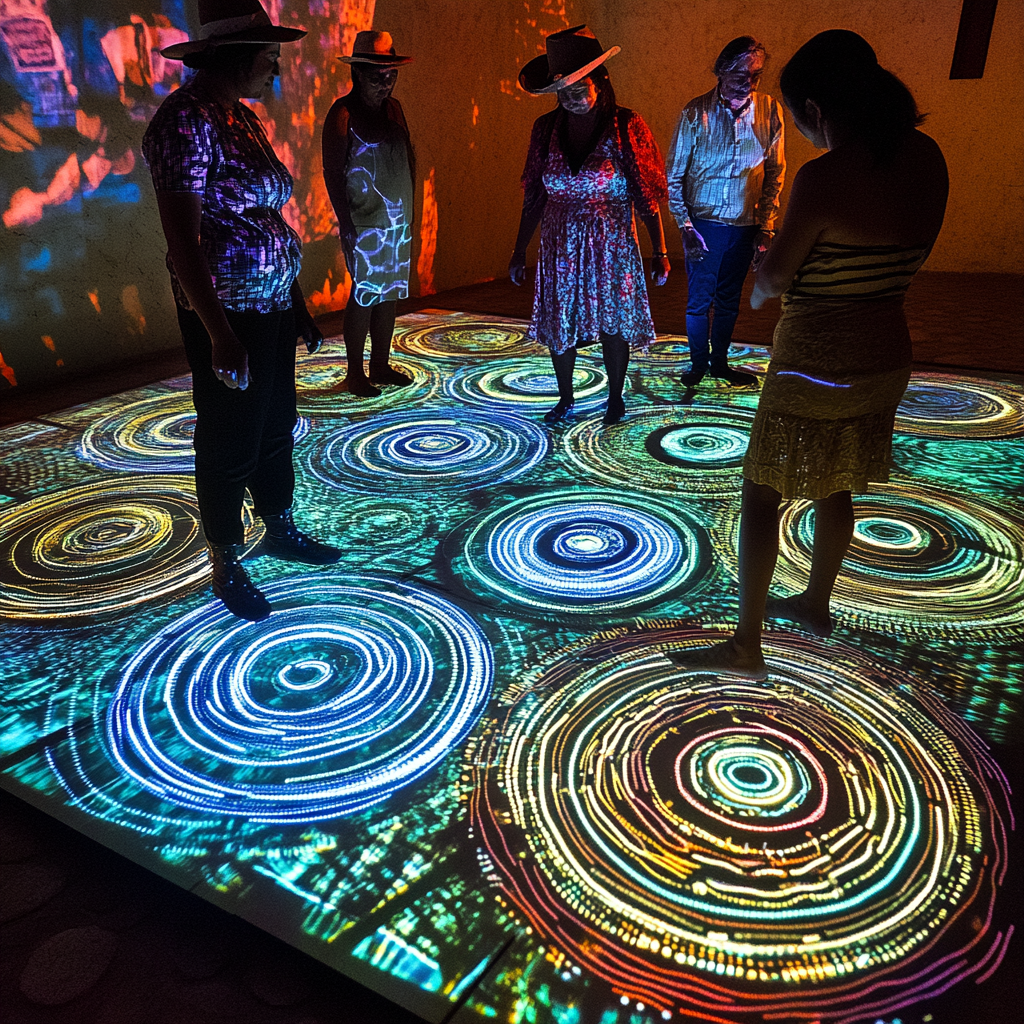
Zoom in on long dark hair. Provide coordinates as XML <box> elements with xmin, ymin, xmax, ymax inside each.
<box><xmin>780</xmin><ymin>30</ymin><xmax>924</xmax><ymax>162</ymax></box>
<box><xmin>587</xmin><ymin>63</ymin><xmax>617</xmax><ymax>123</ymax></box>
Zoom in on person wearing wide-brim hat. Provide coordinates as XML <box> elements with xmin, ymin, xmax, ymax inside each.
<box><xmin>322</xmin><ymin>31</ymin><xmax>416</xmax><ymax>398</ymax></box>
<box><xmin>510</xmin><ymin>26</ymin><xmax>671</xmax><ymax>427</ymax></box>
<box><xmin>142</xmin><ymin>0</ymin><xmax>342</xmax><ymax>622</ymax></box>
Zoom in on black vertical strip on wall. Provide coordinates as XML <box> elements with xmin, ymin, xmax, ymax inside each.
<box><xmin>949</xmin><ymin>0</ymin><xmax>1000</xmax><ymax>78</ymax></box>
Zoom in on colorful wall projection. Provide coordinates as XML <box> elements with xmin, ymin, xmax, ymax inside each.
<box><xmin>0</xmin><ymin>315</ymin><xmax>1021</xmax><ymax>1023</ymax></box>
<box><xmin>0</xmin><ymin>1</ymin><xmax>378</xmax><ymax>392</ymax></box>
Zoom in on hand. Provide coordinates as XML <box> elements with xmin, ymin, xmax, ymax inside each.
<box><xmin>649</xmin><ymin>255</ymin><xmax>670</xmax><ymax>287</ymax></box>
<box><xmin>749</xmin><ymin>280</ymin><xmax>771</xmax><ymax>310</ymax></box>
<box><xmin>751</xmin><ymin>230</ymin><xmax>773</xmax><ymax>271</ymax></box>
<box><xmin>211</xmin><ymin>328</ymin><xmax>250</xmax><ymax>390</ymax></box>
<box><xmin>682</xmin><ymin>225</ymin><xmax>708</xmax><ymax>263</ymax></box>
<box><xmin>509</xmin><ymin>252</ymin><xmax>527</xmax><ymax>286</ymax></box>
<box><xmin>295</xmin><ymin>305</ymin><xmax>324</xmax><ymax>354</ymax></box>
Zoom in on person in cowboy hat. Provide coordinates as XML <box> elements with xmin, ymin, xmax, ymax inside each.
<box><xmin>510</xmin><ymin>25</ymin><xmax>671</xmax><ymax>426</ymax></box>
<box><xmin>143</xmin><ymin>0</ymin><xmax>342</xmax><ymax>622</ymax></box>
<box><xmin>322</xmin><ymin>30</ymin><xmax>415</xmax><ymax>398</ymax></box>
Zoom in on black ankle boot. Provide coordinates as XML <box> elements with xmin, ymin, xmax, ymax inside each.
<box><xmin>262</xmin><ymin>508</ymin><xmax>342</xmax><ymax>565</ymax></box>
<box><xmin>208</xmin><ymin>543</ymin><xmax>272</xmax><ymax>621</ymax></box>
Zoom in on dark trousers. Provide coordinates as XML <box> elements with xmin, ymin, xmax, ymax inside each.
<box><xmin>178</xmin><ymin>305</ymin><xmax>297</xmax><ymax>546</ymax></box>
<box><xmin>685</xmin><ymin>219</ymin><xmax>759</xmax><ymax>370</ymax></box>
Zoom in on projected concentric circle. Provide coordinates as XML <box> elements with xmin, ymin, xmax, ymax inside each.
<box><xmin>895</xmin><ymin>373</ymin><xmax>1024</xmax><ymax>438</ymax></box>
<box><xmin>775</xmin><ymin>482</ymin><xmax>1024</xmax><ymax>636</ymax></box>
<box><xmin>448</xmin><ymin>490</ymin><xmax>708</xmax><ymax>617</ymax></box>
<box><xmin>78</xmin><ymin>391</ymin><xmax>310</xmax><ymax>472</ymax></box>
<box><xmin>295</xmin><ymin>351</ymin><xmax>438</xmax><ymax>413</ymax></box>
<box><xmin>563</xmin><ymin>406</ymin><xmax>754</xmax><ymax>496</ymax></box>
<box><xmin>306</xmin><ymin>410</ymin><xmax>547</xmax><ymax>494</ymax></box>
<box><xmin>473</xmin><ymin>626</ymin><xmax>1010</xmax><ymax>1020</ymax></box>
<box><xmin>394</xmin><ymin>318</ymin><xmax>532</xmax><ymax>359</ymax></box>
<box><xmin>106</xmin><ymin>574</ymin><xmax>493</xmax><ymax>823</ymax></box>
<box><xmin>444</xmin><ymin>357</ymin><xmax>610</xmax><ymax>412</ymax></box>
<box><xmin>0</xmin><ymin>477</ymin><xmax>259</xmax><ymax>621</ymax></box>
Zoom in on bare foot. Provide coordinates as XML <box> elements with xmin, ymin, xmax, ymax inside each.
<box><xmin>665</xmin><ymin>638</ymin><xmax>768</xmax><ymax>681</ymax></box>
<box><xmin>765</xmin><ymin>594</ymin><xmax>833</xmax><ymax>638</ymax></box>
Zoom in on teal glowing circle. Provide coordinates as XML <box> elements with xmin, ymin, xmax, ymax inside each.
<box><xmin>853</xmin><ymin>516</ymin><xmax>928</xmax><ymax>552</ymax></box>
<box><xmin>659</xmin><ymin>426</ymin><xmax>750</xmax><ymax>465</ymax></box>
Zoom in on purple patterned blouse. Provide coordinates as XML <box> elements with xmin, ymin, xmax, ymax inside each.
<box><xmin>142</xmin><ymin>81</ymin><xmax>301</xmax><ymax>313</ymax></box>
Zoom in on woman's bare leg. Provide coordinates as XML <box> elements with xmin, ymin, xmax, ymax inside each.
<box><xmin>341</xmin><ymin>300</ymin><xmax>379</xmax><ymax>396</ymax></box>
<box><xmin>766</xmin><ymin>489</ymin><xmax>853</xmax><ymax>637</ymax></box>
<box><xmin>368</xmin><ymin>301</ymin><xmax>411</xmax><ymax>385</ymax></box>
<box><xmin>668</xmin><ymin>479</ymin><xmax>780</xmax><ymax>678</ymax></box>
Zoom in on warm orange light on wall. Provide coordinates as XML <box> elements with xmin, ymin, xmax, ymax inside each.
<box><xmin>417</xmin><ymin>168</ymin><xmax>438</xmax><ymax>297</ymax></box>
<box><xmin>0</xmin><ymin>350</ymin><xmax>17</xmax><ymax>388</ymax></box>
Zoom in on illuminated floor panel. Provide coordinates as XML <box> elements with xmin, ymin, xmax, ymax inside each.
<box><xmin>0</xmin><ymin>312</ymin><xmax>1020</xmax><ymax>1024</ymax></box>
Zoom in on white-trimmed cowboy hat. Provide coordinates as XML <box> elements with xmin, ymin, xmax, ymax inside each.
<box><xmin>160</xmin><ymin>0</ymin><xmax>305</xmax><ymax>61</ymax></box>
<box><xmin>338</xmin><ymin>30</ymin><xmax>412</xmax><ymax>66</ymax></box>
<box><xmin>519</xmin><ymin>25</ymin><xmax>619</xmax><ymax>95</ymax></box>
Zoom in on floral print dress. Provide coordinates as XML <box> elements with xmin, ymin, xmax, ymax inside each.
<box><xmin>522</xmin><ymin>108</ymin><xmax>668</xmax><ymax>355</ymax></box>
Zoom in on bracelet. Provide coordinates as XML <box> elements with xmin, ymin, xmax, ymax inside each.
<box><xmin>651</xmin><ymin>251</ymin><xmax>668</xmax><ymax>258</ymax></box>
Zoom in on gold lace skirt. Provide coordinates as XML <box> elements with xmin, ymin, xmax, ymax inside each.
<box><xmin>743</xmin><ymin>296</ymin><xmax>912</xmax><ymax>499</ymax></box>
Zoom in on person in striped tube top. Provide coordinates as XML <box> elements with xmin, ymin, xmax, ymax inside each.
<box><xmin>670</xmin><ymin>30</ymin><xmax>948</xmax><ymax>679</ymax></box>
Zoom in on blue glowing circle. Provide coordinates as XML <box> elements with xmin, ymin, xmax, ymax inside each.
<box><xmin>105</xmin><ymin>575</ymin><xmax>494</xmax><ymax>823</ymax></box>
<box><xmin>306</xmin><ymin>410</ymin><xmax>548</xmax><ymax>494</ymax></box>
<box><xmin>895</xmin><ymin>374</ymin><xmax>1024</xmax><ymax>438</ymax></box>
<box><xmin>564</xmin><ymin>407</ymin><xmax>755</xmax><ymax>496</ymax></box>
<box><xmin>451</xmin><ymin>490</ymin><xmax>709</xmax><ymax>616</ymax></box>
<box><xmin>656</xmin><ymin>425</ymin><xmax>750</xmax><ymax>465</ymax></box>
<box><xmin>79</xmin><ymin>391</ymin><xmax>311</xmax><ymax>473</ymax></box>
<box><xmin>444</xmin><ymin>357</ymin><xmax>610</xmax><ymax>412</ymax></box>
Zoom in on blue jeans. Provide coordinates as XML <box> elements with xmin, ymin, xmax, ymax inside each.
<box><xmin>685</xmin><ymin>219</ymin><xmax>759</xmax><ymax>371</ymax></box>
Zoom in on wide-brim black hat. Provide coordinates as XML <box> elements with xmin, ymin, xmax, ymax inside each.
<box><xmin>519</xmin><ymin>24</ymin><xmax>619</xmax><ymax>95</ymax></box>
<box><xmin>161</xmin><ymin>0</ymin><xmax>305</xmax><ymax>60</ymax></box>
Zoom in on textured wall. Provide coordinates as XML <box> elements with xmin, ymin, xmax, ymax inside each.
<box><xmin>1</xmin><ymin>0</ymin><xmax>1020</xmax><ymax>393</ymax></box>
<box><xmin>588</xmin><ymin>0</ymin><xmax>1024</xmax><ymax>273</ymax></box>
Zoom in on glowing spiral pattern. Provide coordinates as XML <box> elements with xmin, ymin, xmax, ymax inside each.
<box><xmin>446</xmin><ymin>489</ymin><xmax>708</xmax><ymax>617</ymax></box>
<box><xmin>895</xmin><ymin>373</ymin><xmax>1024</xmax><ymax>438</ymax></box>
<box><xmin>305</xmin><ymin>410</ymin><xmax>547</xmax><ymax>494</ymax></box>
<box><xmin>0</xmin><ymin>477</ymin><xmax>258</xmax><ymax>621</ymax></box>
<box><xmin>775</xmin><ymin>482</ymin><xmax>1024</xmax><ymax>636</ymax></box>
<box><xmin>474</xmin><ymin>626</ymin><xmax>1010</xmax><ymax>1021</ymax></box>
<box><xmin>78</xmin><ymin>392</ymin><xmax>310</xmax><ymax>472</ymax></box>
<box><xmin>563</xmin><ymin>406</ymin><xmax>754</xmax><ymax>496</ymax></box>
<box><xmin>295</xmin><ymin>350</ymin><xmax>439</xmax><ymax>414</ymax></box>
<box><xmin>394</xmin><ymin>317</ymin><xmax>533</xmax><ymax>360</ymax></box>
<box><xmin>105</xmin><ymin>574</ymin><xmax>493</xmax><ymax>823</ymax></box>
<box><xmin>444</xmin><ymin>357</ymin><xmax>611</xmax><ymax>413</ymax></box>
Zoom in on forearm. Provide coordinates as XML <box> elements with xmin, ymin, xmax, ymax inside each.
<box><xmin>640</xmin><ymin>210</ymin><xmax>667</xmax><ymax>253</ymax></box>
<box><xmin>513</xmin><ymin>193</ymin><xmax>546</xmax><ymax>255</ymax></box>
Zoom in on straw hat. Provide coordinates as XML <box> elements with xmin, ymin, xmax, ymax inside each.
<box><xmin>339</xmin><ymin>31</ymin><xmax>412</xmax><ymax>67</ymax></box>
<box><xmin>519</xmin><ymin>25</ymin><xmax>619</xmax><ymax>95</ymax></box>
<box><xmin>160</xmin><ymin>0</ymin><xmax>305</xmax><ymax>60</ymax></box>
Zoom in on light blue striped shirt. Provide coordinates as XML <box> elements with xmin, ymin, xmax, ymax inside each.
<box><xmin>666</xmin><ymin>87</ymin><xmax>785</xmax><ymax>232</ymax></box>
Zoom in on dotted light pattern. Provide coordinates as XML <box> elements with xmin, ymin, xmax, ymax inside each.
<box><xmin>472</xmin><ymin>626</ymin><xmax>1011</xmax><ymax>1023</ymax></box>
<box><xmin>562</xmin><ymin>406</ymin><xmax>755</xmax><ymax>496</ymax></box>
<box><xmin>895</xmin><ymin>373</ymin><xmax>1024</xmax><ymax>439</ymax></box>
<box><xmin>775</xmin><ymin>482</ymin><xmax>1024</xmax><ymax>637</ymax></box>
<box><xmin>104</xmin><ymin>575</ymin><xmax>493</xmax><ymax>823</ymax></box>
<box><xmin>305</xmin><ymin>409</ymin><xmax>547</xmax><ymax>495</ymax></box>
<box><xmin>393</xmin><ymin>318</ymin><xmax>534</xmax><ymax>360</ymax></box>
<box><xmin>0</xmin><ymin>477</ymin><xmax>259</xmax><ymax>621</ymax></box>
<box><xmin>443</xmin><ymin>357</ymin><xmax>610</xmax><ymax>413</ymax></box>
<box><xmin>78</xmin><ymin>392</ymin><xmax>310</xmax><ymax>473</ymax></box>
<box><xmin>450</xmin><ymin>490</ymin><xmax>709</xmax><ymax>617</ymax></box>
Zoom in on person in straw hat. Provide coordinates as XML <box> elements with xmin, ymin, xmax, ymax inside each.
<box><xmin>322</xmin><ymin>30</ymin><xmax>415</xmax><ymax>398</ymax></box>
<box><xmin>143</xmin><ymin>0</ymin><xmax>341</xmax><ymax>622</ymax></box>
<box><xmin>510</xmin><ymin>25</ymin><xmax>671</xmax><ymax>426</ymax></box>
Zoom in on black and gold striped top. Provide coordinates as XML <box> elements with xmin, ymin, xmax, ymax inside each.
<box><xmin>788</xmin><ymin>242</ymin><xmax>930</xmax><ymax>301</ymax></box>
